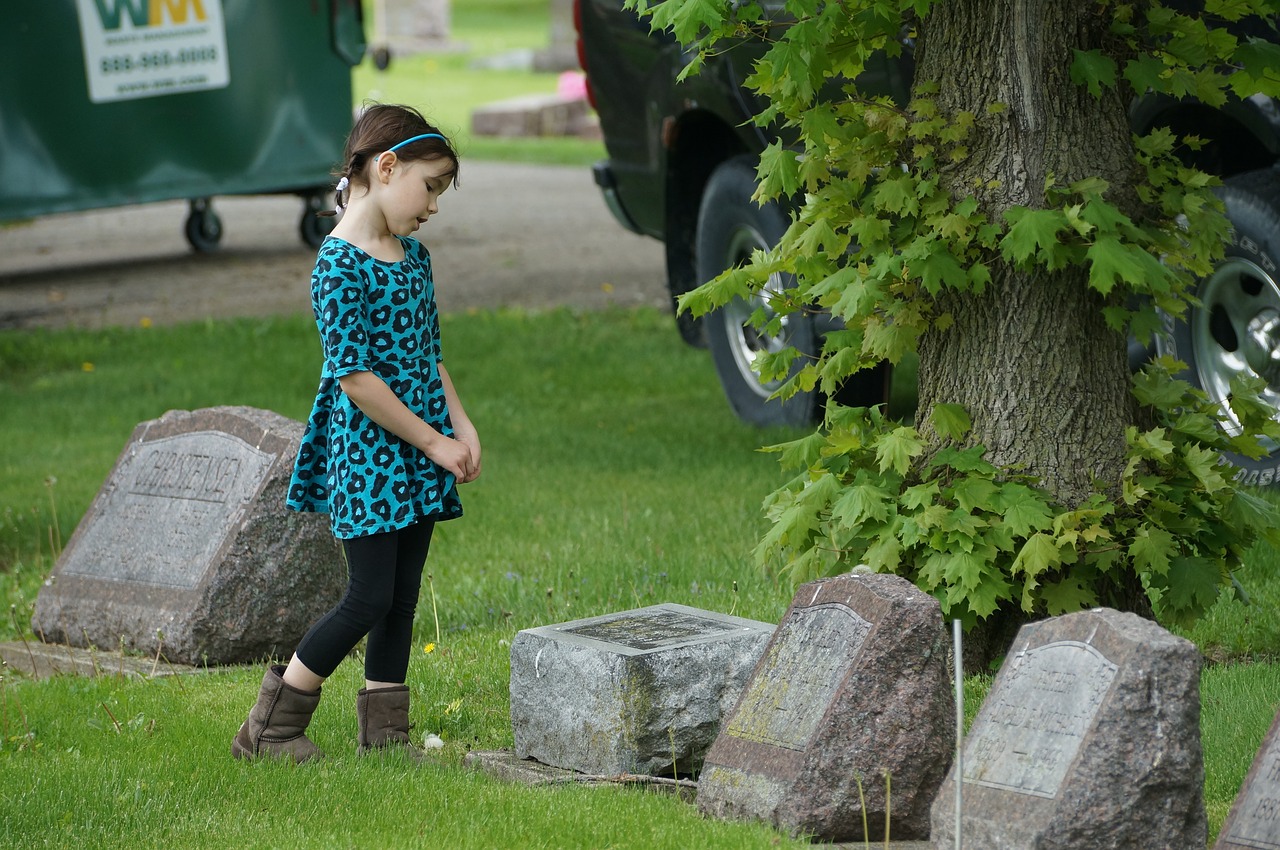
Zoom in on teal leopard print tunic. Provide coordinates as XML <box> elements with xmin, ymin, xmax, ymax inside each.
<box><xmin>287</xmin><ymin>235</ymin><xmax>462</xmax><ymax>538</ymax></box>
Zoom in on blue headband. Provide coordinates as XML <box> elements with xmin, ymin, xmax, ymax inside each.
<box><xmin>388</xmin><ymin>133</ymin><xmax>446</xmax><ymax>152</ymax></box>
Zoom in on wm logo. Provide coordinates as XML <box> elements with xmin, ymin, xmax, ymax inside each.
<box><xmin>92</xmin><ymin>0</ymin><xmax>208</xmax><ymax>30</ymax></box>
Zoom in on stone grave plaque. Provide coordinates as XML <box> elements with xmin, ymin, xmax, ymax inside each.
<box><xmin>930</xmin><ymin>608</ymin><xmax>1206</xmax><ymax>850</ymax></box>
<box><xmin>1216</xmin><ymin>705</ymin><xmax>1280</xmax><ymax>850</ymax></box>
<box><xmin>32</xmin><ymin>407</ymin><xmax>343</xmax><ymax>665</ymax></box>
<box><xmin>962</xmin><ymin>639</ymin><xmax>1118</xmax><ymax>798</ymax></box>
<box><xmin>697</xmin><ymin>572</ymin><xmax>954</xmax><ymax>842</ymax></box>
<box><xmin>509</xmin><ymin>603</ymin><xmax>775</xmax><ymax>777</ymax></box>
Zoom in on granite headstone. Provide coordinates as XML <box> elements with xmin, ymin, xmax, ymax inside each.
<box><xmin>696</xmin><ymin>572</ymin><xmax>954</xmax><ymax>842</ymax></box>
<box><xmin>1216</xmin><ymin>704</ymin><xmax>1280</xmax><ymax>850</ymax></box>
<box><xmin>510</xmin><ymin>603</ymin><xmax>774</xmax><ymax>776</ymax></box>
<box><xmin>32</xmin><ymin>406</ymin><xmax>343</xmax><ymax>665</ymax></box>
<box><xmin>930</xmin><ymin>607</ymin><xmax>1206</xmax><ymax>849</ymax></box>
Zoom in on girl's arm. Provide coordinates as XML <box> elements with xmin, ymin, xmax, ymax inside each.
<box><xmin>338</xmin><ymin>371</ymin><xmax>476</xmax><ymax>482</ymax></box>
<box><xmin>440</xmin><ymin>362</ymin><xmax>481</xmax><ymax>482</ymax></box>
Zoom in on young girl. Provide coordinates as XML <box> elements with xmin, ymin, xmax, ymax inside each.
<box><xmin>232</xmin><ymin>104</ymin><xmax>480</xmax><ymax>763</ymax></box>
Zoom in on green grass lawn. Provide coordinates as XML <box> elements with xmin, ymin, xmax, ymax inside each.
<box><xmin>1</xmin><ymin>308</ymin><xmax>1278</xmax><ymax>847</ymax></box>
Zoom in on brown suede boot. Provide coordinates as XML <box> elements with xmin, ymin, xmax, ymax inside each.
<box><xmin>231</xmin><ymin>665</ymin><xmax>325</xmax><ymax>763</ymax></box>
<box><xmin>356</xmin><ymin>685</ymin><xmax>426</xmax><ymax>762</ymax></box>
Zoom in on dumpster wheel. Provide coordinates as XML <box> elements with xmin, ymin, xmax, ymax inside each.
<box><xmin>300</xmin><ymin>192</ymin><xmax>337</xmax><ymax>249</ymax></box>
<box><xmin>185</xmin><ymin>198</ymin><xmax>223</xmax><ymax>253</ymax></box>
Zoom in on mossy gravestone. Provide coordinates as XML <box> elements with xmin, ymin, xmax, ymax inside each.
<box><xmin>695</xmin><ymin>572</ymin><xmax>954</xmax><ymax>842</ymax></box>
<box><xmin>509</xmin><ymin>603</ymin><xmax>774</xmax><ymax>776</ymax></box>
<box><xmin>930</xmin><ymin>608</ymin><xmax>1206</xmax><ymax>850</ymax></box>
<box><xmin>1215</xmin><ymin>704</ymin><xmax>1280</xmax><ymax>850</ymax></box>
<box><xmin>32</xmin><ymin>407</ymin><xmax>343</xmax><ymax>665</ymax></box>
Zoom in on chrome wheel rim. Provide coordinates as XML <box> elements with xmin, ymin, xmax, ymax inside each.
<box><xmin>1192</xmin><ymin>256</ymin><xmax>1280</xmax><ymax>438</ymax></box>
<box><xmin>717</xmin><ymin>224</ymin><xmax>796</xmax><ymax>400</ymax></box>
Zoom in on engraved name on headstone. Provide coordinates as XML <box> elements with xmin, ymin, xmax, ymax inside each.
<box><xmin>963</xmin><ymin>640</ymin><xmax>1118</xmax><ymax>799</ymax></box>
<box><xmin>723</xmin><ymin>604</ymin><xmax>871</xmax><ymax>752</ymax></box>
<box><xmin>697</xmin><ymin>573</ymin><xmax>953</xmax><ymax>843</ymax></box>
<box><xmin>564</xmin><ymin>607</ymin><xmax>741</xmax><ymax>651</ymax></box>
<box><xmin>1216</xmin><ymin>705</ymin><xmax>1280</xmax><ymax>850</ymax></box>
<box><xmin>59</xmin><ymin>432</ymin><xmax>275</xmax><ymax>588</ymax></box>
<box><xmin>929</xmin><ymin>608</ymin><xmax>1206</xmax><ymax>850</ymax></box>
<box><xmin>32</xmin><ymin>407</ymin><xmax>343</xmax><ymax>666</ymax></box>
<box><xmin>509</xmin><ymin>603</ymin><xmax>775</xmax><ymax>776</ymax></box>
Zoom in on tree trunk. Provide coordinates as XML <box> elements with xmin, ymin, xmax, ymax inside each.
<box><xmin>913</xmin><ymin>0</ymin><xmax>1139</xmax><ymax>508</ymax></box>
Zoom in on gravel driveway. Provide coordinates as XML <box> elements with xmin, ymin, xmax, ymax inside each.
<box><xmin>0</xmin><ymin>162</ymin><xmax>668</xmax><ymax>330</ymax></box>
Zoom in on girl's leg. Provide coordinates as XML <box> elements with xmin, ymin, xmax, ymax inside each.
<box><xmin>292</xmin><ymin>527</ymin><xmax>407</xmax><ymax>686</ymax></box>
<box><xmin>364</xmin><ymin>520</ymin><xmax>435</xmax><ymax>688</ymax></box>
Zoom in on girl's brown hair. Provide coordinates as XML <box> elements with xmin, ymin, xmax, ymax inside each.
<box><xmin>327</xmin><ymin>103</ymin><xmax>459</xmax><ymax>215</ymax></box>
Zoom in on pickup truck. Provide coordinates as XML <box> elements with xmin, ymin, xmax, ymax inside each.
<box><xmin>573</xmin><ymin>0</ymin><xmax>1280</xmax><ymax>486</ymax></box>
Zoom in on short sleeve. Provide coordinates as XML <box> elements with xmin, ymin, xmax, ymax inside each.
<box><xmin>311</xmin><ymin>242</ymin><xmax>372</xmax><ymax>378</ymax></box>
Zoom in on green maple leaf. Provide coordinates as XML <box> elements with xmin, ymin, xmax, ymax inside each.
<box><xmin>830</xmin><ymin>481</ymin><xmax>893</xmax><ymax>528</ymax></box>
<box><xmin>871</xmin><ymin>175</ymin><xmax>919</xmax><ymax>216</ymax></box>
<box><xmin>1001</xmin><ymin>492</ymin><xmax>1054</xmax><ymax>537</ymax></box>
<box><xmin>931</xmin><ymin>445</ymin><xmax>997</xmax><ymax>475</ymax></box>
<box><xmin>766</xmin><ymin>431</ymin><xmax>827</xmax><ymax>471</ymax></box>
<box><xmin>929</xmin><ymin>403</ymin><xmax>971</xmax><ymax>442</ymax></box>
<box><xmin>1013</xmin><ymin>532</ymin><xmax>1062</xmax><ymax>579</ymax></box>
<box><xmin>1160</xmin><ymin>556</ymin><xmax>1224</xmax><ymax>620</ymax></box>
<box><xmin>1001</xmin><ymin>208</ymin><xmax>1067</xmax><ymax>265</ymax></box>
<box><xmin>902</xmin><ymin>481</ymin><xmax>941</xmax><ymax>510</ymax></box>
<box><xmin>916</xmin><ymin>245</ymin><xmax>968</xmax><ymax>294</ymax></box>
<box><xmin>1125</xmin><ymin>53</ymin><xmax>1170</xmax><ymax>93</ymax></box>
<box><xmin>1040</xmin><ymin>575</ymin><xmax>1099</xmax><ymax>615</ymax></box>
<box><xmin>945</xmin><ymin>562</ymin><xmax>1011</xmax><ymax>618</ymax></box>
<box><xmin>876</xmin><ymin>425</ymin><xmax>925</xmax><ymax>475</ymax></box>
<box><xmin>1086</xmin><ymin>236</ymin><xmax>1167</xmax><ymax>294</ymax></box>
<box><xmin>1183</xmin><ymin>444</ymin><xmax>1229</xmax><ymax>492</ymax></box>
<box><xmin>1225</xmin><ymin>488</ymin><xmax>1280</xmax><ymax>544</ymax></box>
<box><xmin>757</xmin><ymin>142</ymin><xmax>802</xmax><ymax>198</ymax></box>
<box><xmin>862</xmin><ymin>535</ymin><xmax>902</xmax><ymax>573</ymax></box>
<box><xmin>1129</xmin><ymin>524</ymin><xmax>1175</xmax><ymax>576</ymax></box>
<box><xmin>952</xmin><ymin>476</ymin><xmax>998</xmax><ymax>513</ymax></box>
<box><xmin>1071</xmin><ymin>49</ymin><xmax>1118</xmax><ymax>97</ymax></box>
<box><xmin>649</xmin><ymin>0</ymin><xmax>724</xmax><ymax>44</ymax></box>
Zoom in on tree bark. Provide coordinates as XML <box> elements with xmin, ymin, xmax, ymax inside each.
<box><xmin>913</xmin><ymin>0</ymin><xmax>1140</xmax><ymax>508</ymax></box>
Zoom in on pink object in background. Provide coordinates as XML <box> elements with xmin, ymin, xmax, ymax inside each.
<box><xmin>558</xmin><ymin>71</ymin><xmax>588</xmax><ymax>101</ymax></box>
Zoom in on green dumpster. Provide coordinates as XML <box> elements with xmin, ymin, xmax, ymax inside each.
<box><xmin>1</xmin><ymin>0</ymin><xmax>366</xmax><ymax>251</ymax></box>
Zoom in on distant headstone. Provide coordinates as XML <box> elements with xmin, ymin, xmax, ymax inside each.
<box><xmin>382</xmin><ymin>0</ymin><xmax>451</xmax><ymax>53</ymax></box>
<box><xmin>509</xmin><ymin>603</ymin><xmax>774</xmax><ymax>776</ymax></box>
<box><xmin>696</xmin><ymin>573</ymin><xmax>954</xmax><ymax>842</ymax></box>
<box><xmin>533</xmin><ymin>0</ymin><xmax>578</xmax><ymax>72</ymax></box>
<box><xmin>32</xmin><ymin>407</ymin><xmax>343</xmax><ymax>666</ymax></box>
<box><xmin>930</xmin><ymin>608</ymin><xmax>1206</xmax><ymax>849</ymax></box>
<box><xmin>1215</xmin><ymin>704</ymin><xmax>1280</xmax><ymax>850</ymax></box>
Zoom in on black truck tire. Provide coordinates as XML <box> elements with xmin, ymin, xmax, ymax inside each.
<box><xmin>1159</xmin><ymin>168</ymin><xmax>1280</xmax><ymax>486</ymax></box>
<box><xmin>697</xmin><ymin>156</ymin><xmax>823</xmax><ymax>427</ymax></box>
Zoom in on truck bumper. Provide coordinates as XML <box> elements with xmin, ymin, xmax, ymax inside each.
<box><xmin>592</xmin><ymin>161</ymin><xmax>644</xmax><ymax>235</ymax></box>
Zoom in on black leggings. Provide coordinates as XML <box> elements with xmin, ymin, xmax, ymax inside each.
<box><xmin>294</xmin><ymin>521</ymin><xmax>434</xmax><ymax>683</ymax></box>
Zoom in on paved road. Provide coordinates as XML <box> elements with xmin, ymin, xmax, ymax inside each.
<box><xmin>0</xmin><ymin>162</ymin><xmax>668</xmax><ymax>330</ymax></box>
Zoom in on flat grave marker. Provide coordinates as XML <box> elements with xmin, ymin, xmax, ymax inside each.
<box><xmin>509</xmin><ymin>602</ymin><xmax>774</xmax><ymax>777</ymax></box>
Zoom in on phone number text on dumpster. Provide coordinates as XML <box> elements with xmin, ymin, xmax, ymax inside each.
<box><xmin>99</xmin><ymin>47</ymin><xmax>220</xmax><ymax>73</ymax></box>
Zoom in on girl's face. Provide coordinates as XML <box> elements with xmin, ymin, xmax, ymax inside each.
<box><xmin>377</xmin><ymin>154</ymin><xmax>455</xmax><ymax>236</ymax></box>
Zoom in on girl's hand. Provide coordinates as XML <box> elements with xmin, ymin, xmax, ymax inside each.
<box><xmin>424</xmin><ymin>434</ymin><xmax>476</xmax><ymax>483</ymax></box>
<box><xmin>454</xmin><ymin>427</ymin><xmax>482</xmax><ymax>483</ymax></box>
